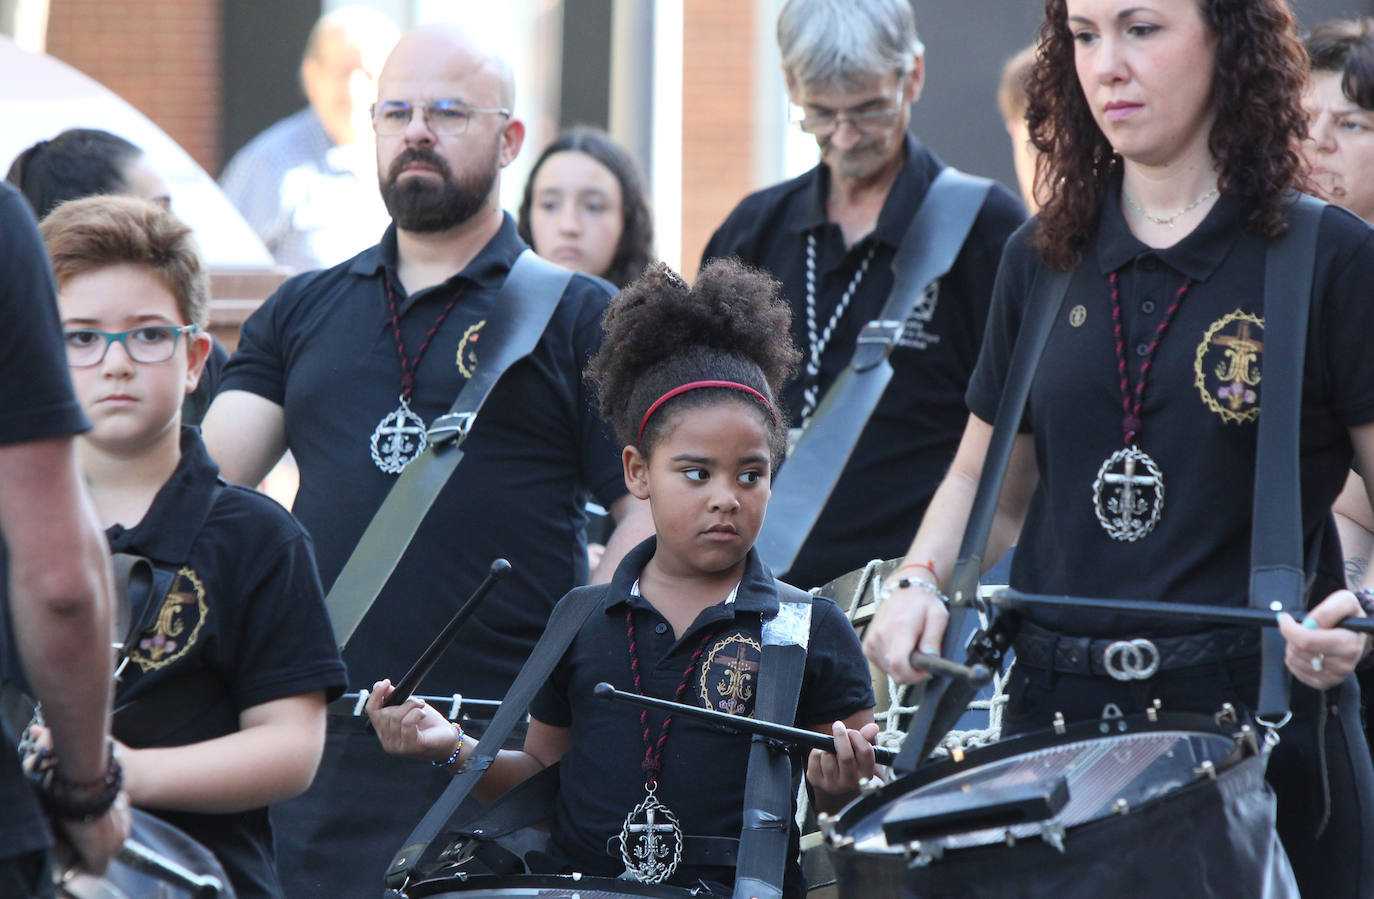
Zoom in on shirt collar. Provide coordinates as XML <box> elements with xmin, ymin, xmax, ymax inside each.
<box><xmin>347</xmin><ymin>212</ymin><xmax>529</xmax><ymax>312</ymax></box>
<box><xmin>604</xmin><ymin>538</ymin><xmax>782</xmax><ymax>620</ymax></box>
<box><xmin>106</xmin><ymin>427</ymin><xmax>222</xmax><ymax>563</ymax></box>
<box><xmin>794</xmin><ymin>133</ymin><xmax>938</xmax><ymax>249</ymax></box>
<box><xmin>1094</xmin><ymin>173</ymin><xmax>1243</xmax><ymax>282</ymax></box>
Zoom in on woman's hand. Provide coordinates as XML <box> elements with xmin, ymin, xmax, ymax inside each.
<box><xmin>365</xmin><ymin>679</ymin><xmax>462</xmax><ymax>763</ymax></box>
<box><xmin>807</xmin><ymin>720</ymin><xmax>880</xmax><ymax>814</ymax></box>
<box><xmin>863</xmin><ymin>580</ymin><xmax>949</xmax><ymax>684</ymax></box>
<box><xmin>1277</xmin><ymin>590</ymin><xmax>1370</xmax><ymax>690</ymax></box>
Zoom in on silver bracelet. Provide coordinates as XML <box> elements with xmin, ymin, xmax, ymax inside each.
<box><xmin>875</xmin><ymin>575</ymin><xmax>950</xmax><ymax>608</ymax></box>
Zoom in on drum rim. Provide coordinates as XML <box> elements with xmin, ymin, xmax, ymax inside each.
<box><xmin>402</xmin><ymin>872</ymin><xmax>709</xmax><ymax>897</ymax></box>
<box><xmin>835</xmin><ymin>707</ymin><xmax>1252</xmax><ymax>828</ymax></box>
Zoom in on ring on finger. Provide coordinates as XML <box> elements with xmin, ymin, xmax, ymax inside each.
<box><xmin>1311</xmin><ymin>653</ymin><xmax>1325</xmax><ymax>673</ymax></box>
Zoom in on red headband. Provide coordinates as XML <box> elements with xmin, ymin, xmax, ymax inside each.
<box><xmin>636</xmin><ymin>380</ymin><xmax>778</xmax><ymax>445</ymax></box>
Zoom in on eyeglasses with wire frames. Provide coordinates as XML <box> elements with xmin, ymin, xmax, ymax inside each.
<box><xmin>63</xmin><ymin>325</ymin><xmax>199</xmax><ymax>368</ymax></box>
<box><xmin>371</xmin><ymin>99</ymin><xmax>512</xmax><ymax>137</ymax></box>
<box><xmin>789</xmin><ymin>92</ymin><xmax>906</xmax><ymax>137</ymax></box>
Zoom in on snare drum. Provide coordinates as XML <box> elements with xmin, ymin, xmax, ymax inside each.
<box><xmin>399</xmin><ymin>873</ymin><xmax>709</xmax><ymax>897</ymax></box>
<box><xmin>55</xmin><ymin>808</ymin><xmax>234</xmax><ymax>898</ymax></box>
<box><xmin>824</xmin><ymin>708</ymin><xmax>1298</xmax><ymax>899</ymax></box>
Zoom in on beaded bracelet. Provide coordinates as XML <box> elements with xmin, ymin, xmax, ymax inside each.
<box><xmin>875</xmin><ymin>574</ymin><xmax>950</xmax><ymax>608</ymax></box>
<box><xmin>33</xmin><ymin>741</ymin><xmax>123</xmax><ymax>822</ymax></box>
<box><xmin>433</xmin><ymin>721</ymin><xmax>465</xmax><ymax>769</ymax></box>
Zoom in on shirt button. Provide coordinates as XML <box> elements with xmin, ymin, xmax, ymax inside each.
<box><xmin>654</xmin><ymin>622</ymin><xmax>668</xmax><ymax>635</ymax></box>
<box><xmin>1136</xmin><ymin>343</ymin><xmax>1150</xmax><ymax>357</ymax></box>
<box><xmin>1141</xmin><ymin>300</ymin><xmax>1156</xmax><ymax>314</ymax></box>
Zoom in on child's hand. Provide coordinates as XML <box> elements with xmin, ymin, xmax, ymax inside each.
<box><xmin>365</xmin><ymin>679</ymin><xmax>461</xmax><ymax>763</ymax></box>
<box><xmin>806</xmin><ymin>720</ymin><xmax>880</xmax><ymax>813</ymax></box>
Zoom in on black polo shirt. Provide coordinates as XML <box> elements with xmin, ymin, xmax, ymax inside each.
<box><xmin>220</xmin><ymin>214</ymin><xmax>626</xmax><ymax>700</ymax></box>
<box><xmin>105</xmin><ymin>428</ymin><xmax>346</xmax><ymax>899</ymax></box>
<box><xmin>702</xmin><ymin>136</ymin><xmax>1025</xmax><ymax>591</ymax></box>
<box><xmin>0</xmin><ymin>182</ymin><xmax>90</xmax><ymax>865</ymax></box>
<box><xmin>530</xmin><ymin>539</ymin><xmax>874</xmax><ymax>897</ymax></box>
<box><xmin>968</xmin><ymin>187</ymin><xmax>1374</xmax><ymax>637</ymax></box>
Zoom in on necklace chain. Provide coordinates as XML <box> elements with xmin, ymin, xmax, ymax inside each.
<box><xmin>1108</xmin><ymin>270</ymin><xmax>1192</xmax><ymax>445</ymax></box>
<box><xmin>801</xmin><ymin>232</ymin><xmax>876</xmax><ymax>424</ymax></box>
<box><xmin>625</xmin><ymin>607</ymin><xmax>718</xmax><ymax>786</ymax></box>
<box><xmin>382</xmin><ymin>274</ymin><xmax>463</xmax><ymax>402</ymax></box>
<box><xmin>1121</xmin><ymin>186</ymin><xmax>1219</xmax><ymax>228</ymax></box>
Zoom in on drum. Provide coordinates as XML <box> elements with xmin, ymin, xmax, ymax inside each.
<box><xmin>824</xmin><ymin>707</ymin><xmax>1298</xmax><ymax>899</ymax></box>
<box><xmin>54</xmin><ymin>808</ymin><xmax>233</xmax><ymax>898</ymax></box>
<box><xmin>400</xmin><ymin>873</ymin><xmax>710</xmax><ymax>897</ymax></box>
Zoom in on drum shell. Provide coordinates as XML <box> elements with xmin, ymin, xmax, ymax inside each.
<box><xmin>58</xmin><ymin>808</ymin><xmax>235</xmax><ymax>899</ymax></box>
<box><xmin>828</xmin><ymin>751</ymin><xmax>1297</xmax><ymax>899</ymax></box>
<box><xmin>401</xmin><ymin>872</ymin><xmax>706</xmax><ymax>897</ymax></box>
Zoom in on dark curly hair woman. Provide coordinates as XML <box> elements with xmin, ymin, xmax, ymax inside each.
<box><xmin>866</xmin><ymin>2</ymin><xmax>1374</xmax><ymax>896</ymax></box>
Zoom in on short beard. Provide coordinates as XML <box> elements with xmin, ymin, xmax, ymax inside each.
<box><xmin>380</xmin><ymin>147</ymin><xmax>498</xmax><ymax>232</ymax></box>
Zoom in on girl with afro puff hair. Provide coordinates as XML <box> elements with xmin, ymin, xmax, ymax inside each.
<box><xmin>367</xmin><ymin>258</ymin><xmax>878</xmax><ymax>897</ymax></box>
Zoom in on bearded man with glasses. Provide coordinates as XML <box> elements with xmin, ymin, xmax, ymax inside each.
<box><xmin>703</xmin><ymin>0</ymin><xmax>1026</xmax><ymax>592</ymax></box>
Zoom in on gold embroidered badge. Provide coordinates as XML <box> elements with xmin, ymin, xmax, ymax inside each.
<box><xmin>699</xmin><ymin>633</ymin><xmax>761</xmax><ymax>718</ymax></box>
<box><xmin>1194</xmin><ymin>310</ymin><xmax>1263</xmax><ymax>423</ymax></box>
<box><xmin>129</xmin><ymin>567</ymin><xmax>207</xmax><ymax>672</ymax></box>
<box><xmin>456</xmin><ymin>320</ymin><xmax>485</xmax><ymax>379</ymax></box>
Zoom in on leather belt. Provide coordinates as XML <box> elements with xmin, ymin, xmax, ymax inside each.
<box><xmin>1014</xmin><ymin>621</ymin><xmax>1260</xmax><ymax>681</ymax></box>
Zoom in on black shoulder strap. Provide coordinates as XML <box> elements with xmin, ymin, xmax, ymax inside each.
<box><xmin>328</xmin><ymin>251</ymin><xmax>574</xmax><ymax>648</ymax></box>
<box><xmin>756</xmin><ymin>169</ymin><xmax>995</xmax><ymax>577</ymax></box>
<box><xmin>732</xmin><ymin>582</ymin><xmax>812</xmax><ymax>899</ymax></box>
<box><xmin>895</xmin><ymin>263</ymin><xmax>1074</xmax><ymax>773</ymax></box>
<box><xmin>1250</xmin><ymin>192</ymin><xmax>1324</xmax><ymax>720</ymax></box>
<box><xmin>385</xmin><ymin>585</ymin><xmax>604</xmax><ymax>889</ymax></box>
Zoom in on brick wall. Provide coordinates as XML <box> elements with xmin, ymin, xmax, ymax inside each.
<box><xmin>681</xmin><ymin>0</ymin><xmax>757</xmax><ymax>280</ymax></box>
<box><xmin>46</xmin><ymin>0</ymin><xmax>222</xmax><ymax>174</ymax></box>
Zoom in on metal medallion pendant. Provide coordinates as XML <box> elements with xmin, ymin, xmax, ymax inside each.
<box><xmin>1092</xmin><ymin>445</ymin><xmax>1164</xmax><ymax>541</ymax></box>
<box><xmin>619</xmin><ymin>785</ymin><xmax>683</xmax><ymax>883</ymax></box>
<box><xmin>370</xmin><ymin>398</ymin><xmax>427</xmax><ymax>474</ymax></box>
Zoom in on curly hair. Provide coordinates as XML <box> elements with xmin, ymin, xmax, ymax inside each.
<box><xmin>586</xmin><ymin>258</ymin><xmax>800</xmax><ymax>468</ymax></box>
<box><xmin>1028</xmin><ymin>0</ymin><xmax>1308</xmax><ymax>270</ymax></box>
<box><xmin>516</xmin><ymin>128</ymin><xmax>655</xmax><ymax>288</ymax></box>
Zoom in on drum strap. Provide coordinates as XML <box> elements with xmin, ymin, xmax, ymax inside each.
<box><xmin>328</xmin><ymin>250</ymin><xmax>574</xmax><ymax>650</ymax></box>
<box><xmin>733</xmin><ymin>583</ymin><xmax>812</xmax><ymax>899</ymax></box>
<box><xmin>1250</xmin><ymin>192</ymin><xmax>1324</xmax><ymax>721</ymax></box>
<box><xmin>895</xmin><ymin>262</ymin><xmax>1074</xmax><ymax>773</ymax></box>
<box><xmin>754</xmin><ymin>169</ymin><xmax>994</xmax><ymax>577</ymax></box>
<box><xmin>384</xmin><ymin>584</ymin><xmax>604</xmax><ymax>891</ymax></box>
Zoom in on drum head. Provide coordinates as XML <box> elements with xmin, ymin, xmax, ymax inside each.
<box><xmin>403</xmin><ymin>873</ymin><xmax>706</xmax><ymax>898</ymax></box>
<box><xmin>836</xmin><ymin>710</ymin><xmax>1249</xmax><ymax>854</ymax></box>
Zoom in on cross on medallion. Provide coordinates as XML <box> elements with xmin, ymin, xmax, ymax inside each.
<box><xmin>1093</xmin><ymin>446</ymin><xmax>1165</xmax><ymax>541</ymax></box>
<box><xmin>626</xmin><ymin>805</ymin><xmax>678</xmax><ymax>862</ymax></box>
<box><xmin>371</xmin><ymin>404</ymin><xmax>427</xmax><ymax>473</ymax></box>
<box><xmin>1102</xmin><ymin>453</ymin><xmax>1157</xmax><ymax>522</ymax></box>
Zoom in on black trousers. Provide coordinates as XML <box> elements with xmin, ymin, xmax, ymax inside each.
<box><xmin>0</xmin><ymin>852</ymin><xmax>54</xmax><ymax>899</ymax></box>
<box><xmin>1004</xmin><ymin>654</ymin><xmax>1374</xmax><ymax>898</ymax></box>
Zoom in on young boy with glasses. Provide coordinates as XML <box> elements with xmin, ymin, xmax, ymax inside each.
<box><xmin>21</xmin><ymin>195</ymin><xmax>346</xmax><ymax>899</ymax></box>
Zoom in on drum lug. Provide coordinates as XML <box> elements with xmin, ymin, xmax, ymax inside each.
<box><xmin>1112</xmin><ymin>798</ymin><xmax>1129</xmax><ymax>815</ymax></box>
<box><xmin>1003</xmin><ymin>828</ymin><xmax>1017</xmax><ymax>847</ymax></box>
<box><xmin>1039</xmin><ymin>820</ymin><xmax>1066</xmax><ymax>853</ymax></box>
<box><xmin>859</xmin><ymin>775</ymin><xmax>883</xmax><ymax>797</ymax></box>
<box><xmin>1233</xmin><ymin>724</ymin><xmax>1261</xmax><ymax>757</ymax></box>
<box><xmin>904</xmin><ymin>840</ymin><xmax>943</xmax><ymax>868</ymax></box>
<box><xmin>1194</xmin><ymin>760</ymin><xmax>1218</xmax><ymax>780</ymax></box>
<box><xmin>818</xmin><ymin>812</ymin><xmax>850</xmax><ymax>849</ymax></box>
<box><xmin>1214</xmin><ymin>703</ymin><xmax>1238</xmax><ymax>726</ymax></box>
<box><xmin>1146</xmin><ymin>699</ymin><xmax>1161</xmax><ymax>722</ymax></box>
<box><xmin>1052</xmin><ymin>711</ymin><xmax>1066</xmax><ymax>736</ymax></box>
<box><xmin>1098</xmin><ymin>702</ymin><xmax>1127</xmax><ymax>734</ymax></box>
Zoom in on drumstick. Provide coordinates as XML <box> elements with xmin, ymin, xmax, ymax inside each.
<box><xmin>117</xmin><ymin>840</ymin><xmax>225</xmax><ymax>898</ymax></box>
<box><xmin>593</xmin><ymin>682</ymin><xmax>899</xmax><ymax>765</ymax></box>
<box><xmin>909</xmin><ymin>651</ymin><xmax>994</xmax><ymax>686</ymax></box>
<box><xmin>992</xmin><ymin>589</ymin><xmax>1374</xmax><ymax>633</ymax></box>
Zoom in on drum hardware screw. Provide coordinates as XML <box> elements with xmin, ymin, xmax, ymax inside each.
<box><xmin>1053</xmin><ymin>712</ymin><xmax>1066</xmax><ymax>735</ymax></box>
<box><xmin>1040</xmin><ymin>821</ymin><xmax>1066</xmax><ymax>853</ymax></box>
<box><xmin>1004</xmin><ymin>829</ymin><xmax>1016</xmax><ymax>847</ymax></box>
<box><xmin>1112</xmin><ymin>798</ymin><xmax>1129</xmax><ymax>815</ymax></box>
<box><xmin>1214</xmin><ymin>703</ymin><xmax>1238</xmax><ymax>725</ymax></box>
<box><xmin>859</xmin><ymin>776</ymin><xmax>882</xmax><ymax>797</ymax></box>
<box><xmin>1235</xmin><ymin>724</ymin><xmax>1259</xmax><ymax>755</ymax></box>
<box><xmin>1146</xmin><ymin>699</ymin><xmax>1161</xmax><ymax>722</ymax></box>
<box><xmin>950</xmin><ymin>746</ymin><xmax>965</xmax><ymax>763</ymax></box>
<box><xmin>818</xmin><ymin>812</ymin><xmax>837</xmax><ymax>843</ymax></box>
<box><xmin>572</xmin><ymin>871</ymin><xmax>583</xmax><ymax>881</ymax></box>
<box><xmin>1194</xmin><ymin>760</ymin><xmax>1217</xmax><ymax>780</ymax></box>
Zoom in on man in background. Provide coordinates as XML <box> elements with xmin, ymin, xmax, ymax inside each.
<box><xmin>220</xmin><ymin>5</ymin><xmax>399</xmax><ymax>272</ymax></box>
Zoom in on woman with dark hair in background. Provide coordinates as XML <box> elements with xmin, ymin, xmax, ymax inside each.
<box><xmin>867</xmin><ymin>1</ymin><xmax>1374</xmax><ymax>894</ymax></box>
<box><xmin>516</xmin><ymin>127</ymin><xmax>654</xmax><ymax>288</ymax></box>
<box><xmin>6</xmin><ymin>129</ymin><xmax>226</xmax><ymax>425</ymax></box>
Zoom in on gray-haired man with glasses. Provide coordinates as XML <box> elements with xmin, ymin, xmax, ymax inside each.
<box><xmin>203</xmin><ymin>23</ymin><xmax>652</xmax><ymax>897</ymax></box>
<box><xmin>702</xmin><ymin>0</ymin><xmax>1026</xmax><ymax>592</ymax></box>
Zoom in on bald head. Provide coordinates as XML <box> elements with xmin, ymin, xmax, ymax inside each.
<box><xmin>379</xmin><ymin>24</ymin><xmax>515</xmax><ymax>111</ymax></box>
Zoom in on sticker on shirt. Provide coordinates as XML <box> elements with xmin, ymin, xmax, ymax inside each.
<box><xmin>128</xmin><ymin>567</ymin><xmax>208</xmax><ymax>672</ymax></box>
<box><xmin>1193</xmin><ymin>310</ymin><xmax>1263</xmax><ymax>423</ymax></box>
<box><xmin>896</xmin><ymin>279</ymin><xmax>942</xmax><ymax>350</ymax></box>
<box><xmin>456</xmin><ymin>320</ymin><xmax>485</xmax><ymax>379</ymax></box>
<box><xmin>698</xmin><ymin>632</ymin><xmax>761</xmax><ymax>718</ymax></box>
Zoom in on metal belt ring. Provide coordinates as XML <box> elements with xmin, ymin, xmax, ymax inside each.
<box><xmin>1103</xmin><ymin>638</ymin><xmax>1161</xmax><ymax>681</ymax></box>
